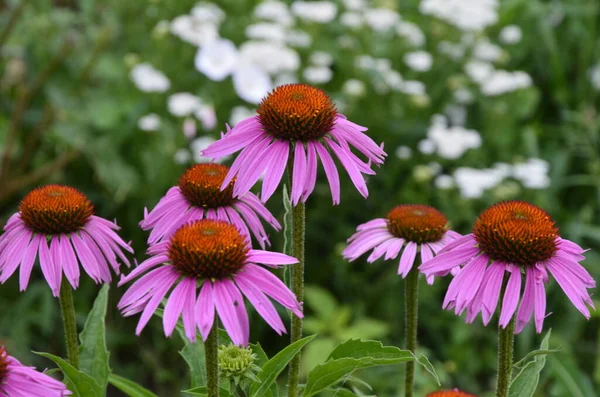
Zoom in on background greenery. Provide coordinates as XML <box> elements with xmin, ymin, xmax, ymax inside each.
<box><xmin>0</xmin><ymin>0</ymin><xmax>599</xmax><ymax>396</ymax></box>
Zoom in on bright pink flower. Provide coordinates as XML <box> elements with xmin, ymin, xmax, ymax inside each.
<box><xmin>420</xmin><ymin>201</ymin><xmax>596</xmax><ymax>333</ymax></box>
<box><xmin>140</xmin><ymin>164</ymin><xmax>280</xmax><ymax>248</ymax></box>
<box><xmin>202</xmin><ymin>84</ymin><xmax>386</xmax><ymax>205</ymax></box>
<box><xmin>343</xmin><ymin>204</ymin><xmax>461</xmax><ymax>284</ymax></box>
<box><xmin>118</xmin><ymin>219</ymin><xmax>302</xmax><ymax>346</ymax></box>
<box><xmin>0</xmin><ymin>343</ymin><xmax>71</xmax><ymax>396</ymax></box>
<box><xmin>0</xmin><ymin>185</ymin><xmax>132</xmax><ymax>296</ymax></box>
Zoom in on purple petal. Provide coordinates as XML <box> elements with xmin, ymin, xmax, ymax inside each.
<box><xmin>196</xmin><ymin>281</ymin><xmax>216</xmax><ymax>341</ymax></box>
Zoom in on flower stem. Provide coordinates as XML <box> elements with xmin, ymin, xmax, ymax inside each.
<box><xmin>404</xmin><ymin>265</ymin><xmax>419</xmax><ymax>397</ymax></box>
<box><xmin>205</xmin><ymin>322</ymin><xmax>219</xmax><ymax>397</ymax></box>
<box><xmin>496</xmin><ymin>279</ymin><xmax>516</xmax><ymax>397</ymax></box>
<box><xmin>58</xmin><ymin>280</ymin><xmax>79</xmax><ymax>369</ymax></box>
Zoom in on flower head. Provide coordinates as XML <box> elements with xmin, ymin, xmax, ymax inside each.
<box><xmin>118</xmin><ymin>219</ymin><xmax>302</xmax><ymax>346</ymax></box>
<box><xmin>140</xmin><ymin>164</ymin><xmax>281</xmax><ymax>248</ymax></box>
<box><xmin>343</xmin><ymin>204</ymin><xmax>461</xmax><ymax>283</ymax></box>
<box><xmin>0</xmin><ymin>185</ymin><xmax>132</xmax><ymax>296</ymax></box>
<box><xmin>420</xmin><ymin>201</ymin><xmax>596</xmax><ymax>333</ymax></box>
<box><xmin>202</xmin><ymin>84</ymin><xmax>386</xmax><ymax>205</ymax></box>
<box><xmin>426</xmin><ymin>390</ymin><xmax>476</xmax><ymax>397</ymax></box>
<box><xmin>218</xmin><ymin>344</ymin><xmax>261</xmax><ymax>385</ymax></box>
<box><xmin>0</xmin><ymin>343</ymin><xmax>71</xmax><ymax>396</ymax></box>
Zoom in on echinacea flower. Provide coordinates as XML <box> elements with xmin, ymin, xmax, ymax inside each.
<box><xmin>0</xmin><ymin>343</ymin><xmax>71</xmax><ymax>396</ymax></box>
<box><xmin>118</xmin><ymin>219</ymin><xmax>303</xmax><ymax>346</ymax></box>
<box><xmin>426</xmin><ymin>390</ymin><xmax>476</xmax><ymax>397</ymax></box>
<box><xmin>343</xmin><ymin>204</ymin><xmax>461</xmax><ymax>283</ymax></box>
<box><xmin>140</xmin><ymin>164</ymin><xmax>280</xmax><ymax>248</ymax></box>
<box><xmin>202</xmin><ymin>84</ymin><xmax>386</xmax><ymax>205</ymax></box>
<box><xmin>420</xmin><ymin>201</ymin><xmax>596</xmax><ymax>333</ymax></box>
<box><xmin>0</xmin><ymin>185</ymin><xmax>132</xmax><ymax>296</ymax></box>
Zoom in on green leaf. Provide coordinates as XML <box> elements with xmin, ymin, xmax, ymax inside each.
<box><xmin>250</xmin><ymin>334</ymin><xmax>316</xmax><ymax>397</ymax></box>
<box><xmin>179</xmin><ymin>338</ymin><xmax>206</xmax><ymax>388</ymax></box>
<box><xmin>35</xmin><ymin>352</ymin><xmax>102</xmax><ymax>397</ymax></box>
<box><xmin>509</xmin><ymin>329</ymin><xmax>553</xmax><ymax>397</ymax></box>
<box><xmin>79</xmin><ymin>284</ymin><xmax>110</xmax><ymax>395</ymax></box>
<box><xmin>548</xmin><ymin>352</ymin><xmax>597</xmax><ymax>397</ymax></box>
<box><xmin>182</xmin><ymin>386</ymin><xmax>233</xmax><ymax>396</ymax></box>
<box><xmin>414</xmin><ymin>353</ymin><xmax>441</xmax><ymax>386</ymax></box>
<box><xmin>108</xmin><ymin>374</ymin><xmax>158</xmax><ymax>397</ymax></box>
<box><xmin>303</xmin><ymin>339</ymin><xmax>414</xmax><ymax>397</ymax></box>
<box><xmin>304</xmin><ymin>285</ymin><xmax>338</xmax><ymax>319</ymax></box>
<box><xmin>250</xmin><ymin>343</ymin><xmax>279</xmax><ymax>397</ymax></box>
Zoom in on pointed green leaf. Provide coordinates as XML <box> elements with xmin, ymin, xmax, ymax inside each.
<box><xmin>179</xmin><ymin>339</ymin><xmax>206</xmax><ymax>388</ymax></box>
<box><xmin>250</xmin><ymin>334</ymin><xmax>316</xmax><ymax>397</ymax></box>
<box><xmin>414</xmin><ymin>353</ymin><xmax>441</xmax><ymax>386</ymax></box>
<box><xmin>250</xmin><ymin>343</ymin><xmax>278</xmax><ymax>397</ymax></box>
<box><xmin>509</xmin><ymin>329</ymin><xmax>553</xmax><ymax>397</ymax></box>
<box><xmin>182</xmin><ymin>386</ymin><xmax>233</xmax><ymax>396</ymax></box>
<box><xmin>35</xmin><ymin>352</ymin><xmax>102</xmax><ymax>397</ymax></box>
<box><xmin>108</xmin><ymin>374</ymin><xmax>158</xmax><ymax>397</ymax></box>
<box><xmin>79</xmin><ymin>284</ymin><xmax>110</xmax><ymax>394</ymax></box>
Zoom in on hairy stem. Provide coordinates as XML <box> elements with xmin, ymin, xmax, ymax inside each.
<box><xmin>59</xmin><ymin>280</ymin><xmax>79</xmax><ymax>369</ymax></box>
<box><xmin>404</xmin><ymin>265</ymin><xmax>419</xmax><ymax>397</ymax></box>
<box><xmin>205</xmin><ymin>322</ymin><xmax>219</xmax><ymax>397</ymax></box>
<box><xmin>496</xmin><ymin>280</ymin><xmax>515</xmax><ymax>397</ymax></box>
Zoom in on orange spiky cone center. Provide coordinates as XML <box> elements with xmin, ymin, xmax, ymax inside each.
<box><xmin>19</xmin><ymin>185</ymin><xmax>94</xmax><ymax>234</ymax></box>
<box><xmin>178</xmin><ymin>164</ymin><xmax>236</xmax><ymax>209</ymax></box>
<box><xmin>168</xmin><ymin>220</ymin><xmax>249</xmax><ymax>279</ymax></box>
<box><xmin>0</xmin><ymin>345</ymin><xmax>8</xmax><ymax>383</ymax></box>
<box><xmin>426</xmin><ymin>390</ymin><xmax>477</xmax><ymax>397</ymax></box>
<box><xmin>386</xmin><ymin>204</ymin><xmax>448</xmax><ymax>243</ymax></box>
<box><xmin>257</xmin><ymin>84</ymin><xmax>337</xmax><ymax>141</ymax></box>
<box><xmin>473</xmin><ymin>201</ymin><xmax>558</xmax><ymax>267</ymax></box>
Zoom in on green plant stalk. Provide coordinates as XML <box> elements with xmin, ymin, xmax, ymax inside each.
<box><xmin>496</xmin><ymin>279</ymin><xmax>515</xmax><ymax>397</ymax></box>
<box><xmin>205</xmin><ymin>322</ymin><xmax>219</xmax><ymax>397</ymax></box>
<box><xmin>404</xmin><ymin>264</ymin><xmax>419</xmax><ymax>397</ymax></box>
<box><xmin>58</xmin><ymin>280</ymin><xmax>79</xmax><ymax>369</ymax></box>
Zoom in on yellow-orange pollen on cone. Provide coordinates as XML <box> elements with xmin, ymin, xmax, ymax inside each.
<box><xmin>178</xmin><ymin>164</ymin><xmax>236</xmax><ymax>209</ymax></box>
<box><xmin>473</xmin><ymin>200</ymin><xmax>558</xmax><ymax>267</ymax></box>
<box><xmin>168</xmin><ymin>220</ymin><xmax>249</xmax><ymax>279</ymax></box>
<box><xmin>426</xmin><ymin>390</ymin><xmax>477</xmax><ymax>397</ymax></box>
<box><xmin>257</xmin><ymin>84</ymin><xmax>337</xmax><ymax>141</ymax></box>
<box><xmin>0</xmin><ymin>344</ymin><xmax>9</xmax><ymax>383</ymax></box>
<box><xmin>386</xmin><ymin>204</ymin><xmax>448</xmax><ymax>244</ymax></box>
<box><xmin>19</xmin><ymin>185</ymin><xmax>94</xmax><ymax>235</ymax></box>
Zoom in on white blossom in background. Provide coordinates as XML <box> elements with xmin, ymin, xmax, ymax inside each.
<box><xmin>444</xmin><ymin>104</ymin><xmax>467</xmax><ymax>126</ymax></box>
<box><xmin>364</xmin><ymin>8</ymin><xmax>400</xmax><ymax>32</ymax></box>
<box><xmin>355</xmin><ymin>55</ymin><xmax>374</xmax><ymax>69</ymax></box>
<box><xmin>590</xmin><ymin>64</ymin><xmax>600</xmax><ymax>90</ymax></box>
<box><xmin>229</xmin><ymin>106</ymin><xmax>256</xmax><ymax>126</ymax></box>
<box><xmin>246</xmin><ymin>23</ymin><xmax>287</xmax><ymax>42</ymax></box>
<box><xmin>399</xmin><ymin>80</ymin><xmax>425</xmax><ymax>95</ymax></box>
<box><xmin>285</xmin><ymin>29</ymin><xmax>313</xmax><ymax>48</ymax></box>
<box><xmin>174</xmin><ymin>149</ymin><xmax>192</xmax><ymax>164</ymax></box>
<box><xmin>426</xmin><ymin>115</ymin><xmax>481</xmax><ymax>159</ymax></box>
<box><xmin>473</xmin><ymin>40</ymin><xmax>503</xmax><ymax>62</ymax></box>
<box><xmin>420</xmin><ymin>0</ymin><xmax>499</xmax><ymax>31</ymax></box>
<box><xmin>254</xmin><ymin>1</ymin><xmax>294</xmax><ymax>26</ymax></box>
<box><xmin>130</xmin><ymin>63</ymin><xmax>171</xmax><ymax>92</ymax></box>
<box><xmin>191</xmin><ymin>2</ymin><xmax>226</xmax><ymax>24</ymax></box>
<box><xmin>183</xmin><ymin>118</ymin><xmax>197</xmax><ymax>139</ymax></box>
<box><xmin>310</xmin><ymin>51</ymin><xmax>334</xmax><ymax>67</ymax></box>
<box><xmin>435</xmin><ymin>174</ymin><xmax>454</xmax><ymax>189</ymax></box>
<box><xmin>303</xmin><ymin>66</ymin><xmax>333</xmax><ymax>84</ymax></box>
<box><xmin>453</xmin><ymin>88</ymin><xmax>474</xmax><ymax>104</ymax></box>
<box><xmin>137</xmin><ymin>113</ymin><xmax>161</xmax><ymax>131</ymax></box>
<box><xmin>396</xmin><ymin>21</ymin><xmax>426</xmax><ymax>46</ymax></box>
<box><xmin>454</xmin><ymin>166</ymin><xmax>506</xmax><ymax>198</ymax></box>
<box><xmin>274</xmin><ymin>73</ymin><xmax>298</xmax><ymax>86</ymax></box>
<box><xmin>438</xmin><ymin>41</ymin><xmax>466</xmax><ymax>60</ymax></box>
<box><xmin>340</xmin><ymin>12</ymin><xmax>363</xmax><ymax>29</ymax></box>
<box><xmin>480</xmin><ymin>70</ymin><xmax>532</xmax><ymax>96</ymax></box>
<box><xmin>465</xmin><ymin>61</ymin><xmax>494</xmax><ymax>83</ymax></box>
<box><xmin>232</xmin><ymin>65</ymin><xmax>273</xmax><ymax>104</ymax></box>
<box><xmin>291</xmin><ymin>1</ymin><xmax>338</xmax><ymax>23</ymax></box>
<box><xmin>383</xmin><ymin>70</ymin><xmax>403</xmax><ymax>90</ymax></box>
<box><xmin>512</xmin><ymin>158</ymin><xmax>550</xmax><ymax>189</ymax></box>
<box><xmin>194</xmin><ymin>39</ymin><xmax>238</xmax><ymax>81</ymax></box>
<box><xmin>170</xmin><ymin>15</ymin><xmax>219</xmax><ymax>46</ymax></box>
<box><xmin>195</xmin><ymin>104</ymin><xmax>217</xmax><ymax>130</ymax></box>
<box><xmin>168</xmin><ymin>93</ymin><xmax>201</xmax><ymax>117</ymax></box>
<box><xmin>373</xmin><ymin>58</ymin><xmax>392</xmax><ymax>73</ymax></box>
<box><xmin>342</xmin><ymin>79</ymin><xmax>366</xmax><ymax>97</ymax></box>
<box><xmin>343</xmin><ymin>0</ymin><xmax>367</xmax><ymax>10</ymax></box>
<box><xmin>395</xmin><ymin>145</ymin><xmax>412</xmax><ymax>160</ymax></box>
<box><xmin>413</xmin><ymin>164</ymin><xmax>436</xmax><ymax>182</ymax></box>
<box><xmin>153</xmin><ymin>20</ymin><xmax>171</xmax><ymax>39</ymax></box>
<box><xmin>499</xmin><ymin>25</ymin><xmax>522</xmax><ymax>44</ymax></box>
<box><xmin>418</xmin><ymin>139</ymin><xmax>435</xmax><ymax>154</ymax></box>
<box><xmin>238</xmin><ymin>41</ymin><xmax>300</xmax><ymax>74</ymax></box>
<box><xmin>404</xmin><ymin>51</ymin><xmax>433</xmax><ymax>72</ymax></box>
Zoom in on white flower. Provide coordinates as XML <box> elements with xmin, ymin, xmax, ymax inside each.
<box><xmin>233</xmin><ymin>65</ymin><xmax>273</xmax><ymax>104</ymax></box>
<box><xmin>395</xmin><ymin>145</ymin><xmax>412</xmax><ymax>160</ymax></box>
<box><xmin>170</xmin><ymin>15</ymin><xmax>219</xmax><ymax>46</ymax></box>
<box><xmin>342</xmin><ymin>79</ymin><xmax>366</xmax><ymax>97</ymax></box>
<box><xmin>355</xmin><ymin>55</ymin><xmax>374</xmax><ymax>69</ymax></box>
<box><xmin>303</xmin><ymin>66</ymin><xmax>333</xmax><ymax>84</ymax></box>
<box><xmin>291</xmin><ymin>1</ymin><xmax>337</xmax><ymax>23</ymax></box>
<box><xmin>464</xmin><ymin>61</ymin><xmax>494</xmax><ymax>83</ymax></box>
<box><xmin>343</xmin><ymin>0</ymin><xmax>366</xmax><ymax>10</ymax></box>
<box><xmin>285</xmin><ymin>30</ymin><xmax>313</xmax><ymax>48</ymax></box>
<box><xmin>512</xmin><ymin>158</ymin><xmax>550</xmax><ymax>189</ymax></box>
<box><xmin>373</xmin><ymin>58</ymin><xmax>392</xmax><ymax>73</ymax></box>
<box><xmin>246</xmin><ymin>23</ymin><xmax>287</xmax><ymax>42</ymax></box>
<box><xmin>480</xmin><ymin>70</ymin><xmax>532</xmax><ymax>96</ymax></box>
<box><xmin>425</xmin><ymin>115</ymin><xmax>481</xmax><ymax>159</ymax></box>
<box><xmin>174</xmin><ymin>149</ymin><xmax>192</xmax><ymax>164</ymax></box>
<box><xmin>238</xmin><ymin>41</ymin><xmax>300</xmax><ymax>74</ymax></box>
<box><xmin>168</xmin><ymin>93</ymin><xmax>201</xmax><ymax>117</ymax></box>
<box><xmin>229</xmin><ymin>106</ymin><xmax>256</xmax><ymax>126</ymax></box>
<box><xmin>137</xmin><ymin>113</ymin><xmax>161</xmax><ymax>131</ymax></box>
<box><xmin>130</xmin><ymin>63</ymin><xmax>171</xmax><ymax>93</ymax></box>
<box><xmin>418</xmin><ymin>139</ymin><xmax>435</xmax><ymax>154</ymax></box>
<box><xmin>396</xmin><ymin>21</ymin><xmax>426</xmax><ymax>47</ymax></box>
<box><xmin>453</xmin><ymin>88</ymin><xmax>473</xmax><ymax>104</ymax></box>
<box><xmin>195</xmin><ymin>104</ymin><xmax>217</xmax><ymax>130</ymax></box>
<box><xmin>589</xmin><ymin>64</ymin><xmax>600</xmax><ymax>90</ymax></box>
<box><xmin>274</xmin><ymin>72</ymin><xmax>298</xmax><ymax>86</ymax></box>
<box><xmin>183</xmin><ymin>118</ymin><xmax>197</xmax><ymax>139</ymax></box>
<box><xmin>437</xmin><ymin>41</ymin><xmax>465</xmax><ymax>60</ymax></box>
<box><xmin>420</xmin><ymin>0</ymin><xmax>499</xmax><ymax>31</ymax></box>
<box><xmin>473</xmin><ymin>39</ymin><xmax>503</xmax><ymax>62</ymax></box>
<box><xmin>153</xmin><ymin>20</ymin><xmax>171</xmax><ymax>39</ymax></box>
<box><xmin>191</xmin><ymin>2</ymin><xmax>226</xmax><ymax>25</ymax></box>
<box><xmin>309</xmin><ymin>51</ymin><xmax>334</xmax><ymax>66</ymax></box>
<box><xmin>499</xmin><ymin>25</ymin><xmax>522</xmax><ymax>44</ymax></box>
<box><xmin>400</xmin><ymin>80</ymin><xmax>425</xmax><ymax>95</ymax></box>
<box><xmin>384</xmin><ymin>70</ymin><xmax>403</xmax><ymax>90</ymax></box>
<box><xmin>194</xmin><ymin>39</ymin><xmax>238</xmax><ymax>81</ymax></box>
<box><xmin>435</xmin><ymin>174</ymin><xmax>454</xmax><ymax>189</ymax></box>
<box><xmin>254</xmin><ymin>1</ymin><xmax>294</xmax><ymax>26</ymax></box>
<box><xmin>340</xmin><ymin>12</ymin><xmax>363</xmax><ymax>29</ymax></box>
<box><xmin>454</xmin><ymin>167</ymin><xmax>505</xmax><ymax>198</ymax></box>
<box><xmin>444</xmin><ymin>104</ymin><xmax>467</xmax><ymax>126</ymax></box>
<box><xmin>404</xmin><ymin>51</ymin><xmax>433</xmax><ymax>72</ymax></box>
<box><xmin>364</xmin><ymin>8</ymin><xmax>400</xmax><ymax>32</ymax></box>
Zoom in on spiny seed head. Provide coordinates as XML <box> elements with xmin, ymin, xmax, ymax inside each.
<box><xmin>386</xmin><ymin>204</ymin><xmax>449</xmax><ymax>243</ymax></box>
<box><xmin>473</xmin><ymin>201</ymin><xmax>558</xmax><ymax>267</ymax></box>
<box><xmin>168</xmin><ymin>220</ymin><xmax>249</xmax><ymax>279</ymax></box>
<box><xmin>178</xmin><ymin>164</ymin><xmax>236</xmax><ymax>209</ymax></box>
<box><xmin>426</xmin><ymin>390</ymin><xmax>477</xmax><ymax>397</ymax></box>
<box><xmin>218</xmin><ymin>344</ymin><xmax>259</xmax><ymax>382</ymax></box>
<box><xmin>0</xmin><ymin>344</ymin><xmax>8</xmax><ymax>383</ymax></box>
<box><xmin>257</xmin><ymin>84</ymin><xmax>337</xmax><ymax>141</ymax></box>
<box><xmin>19</xmin><ymin>185</ymin><xmax>94</xmax><ymax>235</ymax></box>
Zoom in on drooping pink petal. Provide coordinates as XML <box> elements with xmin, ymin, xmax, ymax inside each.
<box><xmin>135</xmin><ymin>269</ymin><xmax>179</xmax><ymax>335</ymax></box>
<box><xmin>246</xmin><ymin>250</ymin><xmax>298</xmax><ymax>266</ymax></box>
<box><xmin>326</xmin><ymin>139</ymin><xmax>369</xmax><ymax>198</ymax></box>
<box><xmin>516</xmin><ymin>266</ymin><xmax>535</xmax><ymax>333</ymax></box>
<box><xmin>19</xmin><ymin>234</ymin><xmax>42</xmax><ymax>291</ymax></box>
<box><xmin>499</xmin><ymin>266</ymin><xmax>522</xmax><ymax>328</ymax></box>
<box><xmin>235</xmin><ymin>274</ymin><xmax>286</xmax><ymax>335</ymax></box>
<box><xmin>260</xmin><ymin>140</ymin><xmax>290</xmax><ymax>202</ymax></box>
<box><xmin>39</xmin><ymin>237</ymin><xmax>59</xmax><ymax>296</ymax></box>
<box><xmin>420</xmin><ymin>245</ymin><xmax>481</xmax><ymax>276</ymax></box>
<box><xmin>60</xmin><ymin>234</ymin><xmax>80</xmax><ymax>289</ymax></box>
<box><xmin>163</xmin><ymin>277</ymin><xmax>195</xmax><ymax>338</ymax></box>
<box><xmin>239</xmin><ymin>264</ymin><xmax>302</xmax><ymax>316</ymax></box>
<box><xmin>213</xmin><ymin>279</ymin><xmax>248</xmax><ymax>346</ymax></box>
<box><xmin>301</xmin><ymin>141</ymin><xmax>319</xmax><ymax>202</ymax></box>
<box><xmin>533</xmin><ymin>271</ymin><xmax>546</xmax><ymax>333</ymax></box>
<box><xmin>397</xmin><ymin>242</ymin><xmax>417</xmax><ymax>277</ymax></box>
<box><xmin>291</xmin><ymin>142</ymin><xmax>307</xmax><ymax>206</ymax></box>
<box><xmin>196</xmin><ymin>281</ymin><xmax>216</xmax><ymax>341</ymax></box>
<box><xmin>315</xmin><ymin>142</ymin><xmax>340</xmax><ymax>205</ymax></box>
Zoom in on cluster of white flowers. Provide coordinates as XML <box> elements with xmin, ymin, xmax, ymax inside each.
<box><xmin>499</xmin><ymin>25</ymin><xmax>522</xmax><ymax>44</ymax></box>
<box><xmin>420</xmin><ymin>0</ymin><xmax>499</xmax><ymax>31</ymax></box>
<box><xmin>590</xmin><ymin>64</ymin><xmax>600</xmax><ymax>91</ymax></box>
<box><xmin>355</xmin><ymin>54</ymin><xmax>428</xmax><ymax>97</ymax></box>
<box><xmin>418</xmin><ymin>115</ymin><xmax>481</xmax><ymax>159</ymax></box>
<box><xmin>465</xmin><ymin>61</ymin><xmax>532</xmax><ymax>96</ymax></box>
<box><xmin>404</xmin><ymin>51</ymin><xmax>433</xmax><ymax>72</ymax></box>
<box><xmin>130</xmin><ymin>63</ymin><xmax>170</xmax><ymax>93</ymax></box>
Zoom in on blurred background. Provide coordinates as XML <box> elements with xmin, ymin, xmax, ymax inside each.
<box><xmin>0</xmin><ymin>0</ymin><xmax>599</xmax><ymax>395</ymax></box>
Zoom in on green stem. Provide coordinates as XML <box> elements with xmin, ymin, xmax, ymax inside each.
<box><xmin>496</xmin><ymin>280</ymin><xmax>516</xmax><ymax>397</ymax></box>
<box><xmin>59</xmin><ymin>280</ymin><xmax>79</xmax><ymax>369</ymax></box>
<box><xmin>205</xmin><ymin>322</ymin><xmax>219</xmax><ymax>397</ymax></box>
<box><xmin>404</xmin><ymin>265</ymin><xmax>419</xmax><ymax>397</ymax></box>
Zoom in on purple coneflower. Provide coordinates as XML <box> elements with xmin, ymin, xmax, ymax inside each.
<box><xmin>118</xmin><ymin>219</ymin><xmax>302</xmax><ymax>346</ymax></box>
<box><xmin>202</xmin><ymin>84</ymin><xmax>386</xmax><ymax>205</ymax></box>
<box><xmin>0</xmin><ymin>185</ymin><xmax>132</xmax><ymax>296</ymax></box>
<box><xmin>0</xmin><ymin>343</ymin><xmax>71</xmax><ymax>396</ymax></box>
<box><xmin>140</xmin><ymin>164</ymin><xmax>280</xmax><ymax>248</ymax></box>
<box><xmin>343</xmin><ymin>204</ymin><xmax>461</xmax><ymax>283</ymax></box>
<box><xmin>420</xmin><ymin>201</ymin><xmax>595</xmax><ymax>333</ymax></box>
